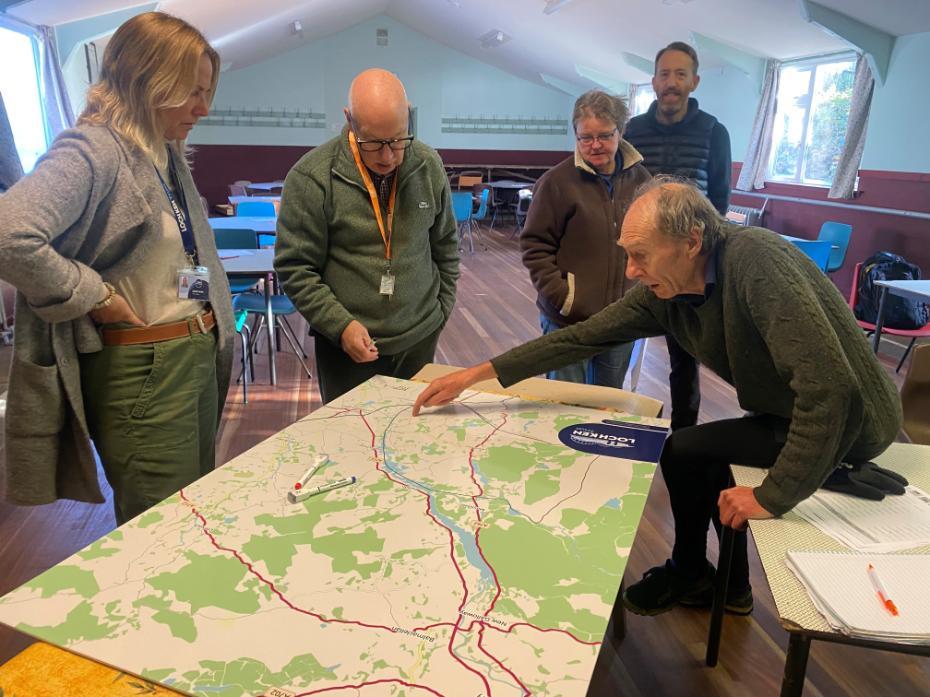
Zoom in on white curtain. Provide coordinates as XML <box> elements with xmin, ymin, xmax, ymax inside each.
<box><xmin>829</xmin><ymin>54</ymin><xmax>874</xmax><ymax>199</ymax></box>
<box><xmin>736</xmin><ymin>60</ymin><xmax>779</xmax><ymax>191</ymax></box>
<box><xmin>0</xmin><ymin>92</ymin><xmax>23</xmax><ymax>192</ymax></box>
<box><xmin>37</xmin><ymin>25</ymin><xmax>75</xmax><ymax>138</ymax></box>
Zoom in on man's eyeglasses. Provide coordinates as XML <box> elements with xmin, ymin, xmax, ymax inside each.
<box><xmin>576</xmin><ymin>129</ymin><xmax>618</xmax><ymax>146</ymax></box>
<box><xmin>355</xmin><ymin>134</ymin><xmax>415</xmax><ymax>152</ymax></box>
<box><xmin>350</xmin><ymin>116</ymin><xmax>415</xmax><ymax>152</ymax></box>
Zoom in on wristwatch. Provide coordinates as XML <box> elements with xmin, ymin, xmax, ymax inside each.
<box><xmin>92</xmin><ymin>282</ymin><xmax>116</xmax><ymax>311</ymax></box>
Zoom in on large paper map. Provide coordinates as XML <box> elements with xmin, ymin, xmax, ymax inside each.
<box><xmin>0</xmin><ymin>376</ymin><xmax>664</xmax><ymax>696</ymax></box>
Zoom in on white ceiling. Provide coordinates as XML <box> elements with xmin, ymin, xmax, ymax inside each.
<box><xmin>8</xmin><ymin>0</ymin><xmax>928</xmax><ymax>88</ymax></box>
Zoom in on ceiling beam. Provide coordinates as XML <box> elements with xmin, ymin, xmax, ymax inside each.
<box><xmin>689</xmin><ymin>32</ymin><xmax>765</xmax><ymax>88</ymax></box>
<box><xmin>798</xmin><ymin>0</ymin><xmax>895</xmax><ymax>85</ymax></box>
<box><xmin>574</xmin><ymin>64</ymin><xmax>628</xmax><ymax>95</ymax></box>
<box><xmin>55</xmin><ymin>3</ymin><xmax>158</xmax><ymax>64</ymax></box>
<box><xmin>539</xmin><ymin>73</ymin><xmax>584</xmax><ymax>97</ymax></box>
<box><xmin>620</xmin><ymin>52</ymin><xmax>654</xmax><ymax>79</ymax></box>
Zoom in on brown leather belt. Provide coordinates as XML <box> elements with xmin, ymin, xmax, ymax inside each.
<box><xmin>101</xmin><ymin>310</ymin><xmax>216</xmax><ymax>346</ymax></box>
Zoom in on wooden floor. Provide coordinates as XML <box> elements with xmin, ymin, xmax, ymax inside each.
<box><xmin>0</xmin><ymin>227</ymin><xmax>927</xmax><ymax>696</ymax></box>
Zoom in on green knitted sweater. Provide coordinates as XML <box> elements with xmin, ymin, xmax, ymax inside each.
<box><xmin>492</xmin><ymin>225</ymin><xmax>902</xmax><ymax>515</ymax></box>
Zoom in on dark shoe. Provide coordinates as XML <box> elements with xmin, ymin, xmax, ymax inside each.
<box><xmin>724</xmin><ymin>585</ymin><xmax>753</xmax><ymax>615</ymax></box>
<box><xmin>622</xmin><ymin>560</ymin><xmax>714</xmax><ymax>616</ymax></box>
<box><xmin>682</xmin><ymin>581</ymin><xmax>755</xmax><ymax>615</ymax></box>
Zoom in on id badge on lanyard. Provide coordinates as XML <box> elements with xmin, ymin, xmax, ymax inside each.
<box><xmin>178</xmin><ymin>266</ymin><xmax>210</xmax><ymax>300</ymax></box>
<box><xmin>348</xmin><ymin>131</ymin><xmax>397</xmax><ymax>297</ymax></box>
<box><xmin>155</xmin><ymin>154</ymin><xmax>211</xmax><ymax>302</ymax></box>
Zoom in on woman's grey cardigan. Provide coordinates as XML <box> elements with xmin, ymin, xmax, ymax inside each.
<box><xmin>0</xmin><ymin>124</ymin><xmax>233</xmax><ymax>506</ymax></box>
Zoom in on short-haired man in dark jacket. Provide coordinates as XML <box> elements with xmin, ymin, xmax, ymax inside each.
<box><xmin>520</xmin><ymin>90</ymin><xmax>651</xmax><ymax>389</ymax></box>
<box><xmin>625</xmin><ymin>41</ymin><xmax>731</xmax><ymax>430</ymax></box>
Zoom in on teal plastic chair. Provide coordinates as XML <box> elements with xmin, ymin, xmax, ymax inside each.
<box><xmin>472</xmin><ymin>187</ymin><xmax>490</xmax><ymax>223</ymax></box>
<box><xmin>452</xmin><ymin>191</ymin><xmax>477</xmax><ymax>254</ymax></box>
<box><xmin>817</xmin><ymin>221</ymin><xmax>852</xmax><ymax>273</ymax></box>
<box><xmin>468</xmin><ymin>188</ymin><xmax>491</xmax><ymax>248</ymax></box>
<box><xmin>234</xmin><ymin>309</ymin><xmax>253</xmax><ymax>403</ymax></box>
<box><xmin>236</xmin><ymin>200</ymin><xmax>276</xmax><ymax>217</ymax></box>
<box><xmin>213</xmin><ymin>228</ymin><xmax>261</xmax><ymax>293</ymax></box>
<box><xmin>789</xmin><ymin>238</ymin><xmax>832</xmax><ymax>272</ymax></box>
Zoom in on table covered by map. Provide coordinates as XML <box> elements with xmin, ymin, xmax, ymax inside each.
<box><xmin>0</xmin><ymin>376</ymin><xmax>667</xmax><ymax>696</ymax></box>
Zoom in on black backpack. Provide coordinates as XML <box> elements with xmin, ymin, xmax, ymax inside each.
<box><xmin>855</xmin><ymin>251</ymin><xmax>930</xmax><ymax>329</ymax></box>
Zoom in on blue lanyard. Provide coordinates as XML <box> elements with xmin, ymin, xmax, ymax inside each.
<box><xmin>154</xmin><ymin>151</ymin><xmax>197</xmax><ymax>263</ymax></box>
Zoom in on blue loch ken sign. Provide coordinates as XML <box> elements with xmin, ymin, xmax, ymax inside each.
<box><xmin>557</xmin><ymin>420</ymin><xmax>669</xmax><ymax>462</ymax></box>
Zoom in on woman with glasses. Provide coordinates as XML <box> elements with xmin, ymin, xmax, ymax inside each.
<box><xmin>519</xmin><ymin>89</ymin><xmax>651</xmax><ymax>389</ymax></box>
<box><xmin>274</xmin><ymin>68</ymin><xmax>459</xmax><ymax>404</ymax></box>
<box><xmin>0</xmin><ymin>12</ymin><xmax>233</xmax><ymax>525</ymax></box>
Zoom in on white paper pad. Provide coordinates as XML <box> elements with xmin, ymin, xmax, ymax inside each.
<box><xmin>791</xmin><ymin>486</ymin><xmax>930</xmax><ymax>552</ymax></box>
<box><xmin>786</xmin><ymin>551</ymin><xmax>930</xmax><ymax>644</ymax></box>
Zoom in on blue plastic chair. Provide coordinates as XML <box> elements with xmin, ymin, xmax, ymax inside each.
<box><xmin>817</xmin><ymin>221</ymin><xmax>852</xmax><ymax>273</ymax></box>
<box><xmin>234</xmin><ymin>309</ymin><xmax>253</xmax><ymax>403</ymax></box>
<box><xmin>452</xmin><ymin>191</ymin><xmax>477</xmax><ymax>254</ymax></box>
<box><xmin>232</xmin><ymin>292</ymin><xmax>312</xmax><ymax>380</ymax></box>
<box><xmin>213</xmin><ymin>228</ymin><xmax>261</xmax><ymax>293</ymax></box>
<box><xmin>468</xmin><ymin>188</ymin><xmax>491</xmax><ymax>249</ymax></box>
<box><xmin>472</xmin><ymin>187</ymin><xmax>490</xmax><ymax>222</ymax></box>
<box><xmin>789</xmin><ymin>238</ymin><xmax>832</xmax><ymax>272</ymax></box>
<box><xmin>236</xmin><ymin>200</ymin><xmax>276</xmax><ymax>217</ymax></box>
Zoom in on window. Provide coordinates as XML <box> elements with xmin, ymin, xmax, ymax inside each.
<box><xmin>630</xmin><ymin>83</ymin><xmax>655</xmax><ymax>117</ymax></box>
<box><xmin>768</xmin><ymin>55</ymin><xmax>855</xmax><ymax>186</ymax></box>
<box><xmin>0</xmin><ymin>23</ymin><xmax>47</xmax><ymax>173</ymax></box>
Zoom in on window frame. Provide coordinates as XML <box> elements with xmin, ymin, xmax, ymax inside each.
<box><xmin>766</xmin><ymin>51</ymin><xmax>856</xmax><ymax>187</ymax></box>
<box><xmin>629</xmin><ymin>82</ymin><xmax>655</xmax><ymax>118</ymax></box>
<box><xmin>0</xmin><ymin>14</ymin><xmax>49</xmax><ymax>173</ymax></box>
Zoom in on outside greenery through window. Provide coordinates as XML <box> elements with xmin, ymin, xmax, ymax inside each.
<box><xmin>768</xmin><ymin>55</ymin><xmax>855</xmax><ymax>186</ymax></box>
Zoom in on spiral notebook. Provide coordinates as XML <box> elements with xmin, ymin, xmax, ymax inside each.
<box><xmin>786</xmin><ymin>551</ymin><xmax>930</xmax><ymax>644</ymax></box>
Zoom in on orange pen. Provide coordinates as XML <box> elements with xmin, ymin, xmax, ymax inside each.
<box><xmin>867</xmin><ymin>563</ymin><xmax>899</xmax><ymax>616</ymax></box>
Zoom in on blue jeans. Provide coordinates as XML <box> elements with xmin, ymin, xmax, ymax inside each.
<box><xmin>539</xmin><ymin>313</ymin><xmax>634</xmax><ymax>388</ymax></box>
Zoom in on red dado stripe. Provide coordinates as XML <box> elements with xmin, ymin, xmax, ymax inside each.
<box><xmin>188</xmin><ymin>147</ymin><xmax>929</xmax><ymax>301</ymax></box>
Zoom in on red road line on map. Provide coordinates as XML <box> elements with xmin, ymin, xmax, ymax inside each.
<box><xmin>477</xmin><ymin>623</ymin><xmax>531</xmax><ymax>696</ymax></box>
<box><xmin>489</xmin><ymin>621</ymin><xmax>601</xmax><ymax>646</ymax></box>
<box><xmin>297</xmin><ymin>678</ymin><xmax>444</xmax><ymax>696</ymax></box>
<box><xmin>412</xmin><ymin>621</ymin><xmax>456</xmax><ymax>633</ymax></box>
<box><xmin>178</xmin><ymin>490</ymin><xmax>397</xmax><ymax>634</ymax></box>
<box><xmin>357</xmin><ymin>409</ymin><xmax>492</xmax><ymax>695</ymax></box>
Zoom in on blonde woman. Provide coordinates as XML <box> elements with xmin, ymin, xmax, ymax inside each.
<box><xmin>0</xmin><ymin>12</ymin><xmax>233</xmax><ymax>525</ymax></box>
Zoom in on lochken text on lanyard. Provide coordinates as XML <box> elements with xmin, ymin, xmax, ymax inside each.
<box><xmin>154</xmin><ymin>149</ymin><xmax>198</xmax><ymax>266</ymax></box>
<box><xmin>348</xmin><ymin>130</ymin><xmax>398</xmax><ymax>263</ymax></box>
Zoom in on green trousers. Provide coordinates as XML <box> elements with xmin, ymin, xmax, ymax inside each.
<box><xmin>79</xmin><ymin>331</ymin><xmax>218</xmax><ymax>525</ymax></box>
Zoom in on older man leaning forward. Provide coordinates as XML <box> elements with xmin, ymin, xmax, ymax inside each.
<box><xmin>413</xmin><ymin>177</ymin><xmax>902</xmax><ymax>618</ymax></box>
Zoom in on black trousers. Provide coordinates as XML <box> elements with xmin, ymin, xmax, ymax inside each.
<box><xmin>314</xmin><ymin>327</ymin><xmax>441</xmax><ymax>404</ymax></box>
<box><xmin>666</xmin><ymin>335</ymin><xmax>701</xmax><ymax>430</ymax></box>
<box><xmin>659</xmin><ymin>415</ymin><xmax>790</xmax><ymax>589</ymax></box>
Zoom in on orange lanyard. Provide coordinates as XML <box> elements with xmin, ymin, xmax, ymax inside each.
<box><xmin>348</xmin><ymin>131</ymin><xmax>398</xmax><ymax>261</ymax></box>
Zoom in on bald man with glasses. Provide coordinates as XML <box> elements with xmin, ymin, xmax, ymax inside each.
<box><xmin>275</xmin><ymin>69</ymin><xmax>459</xmax><ymax>402</ymax></box>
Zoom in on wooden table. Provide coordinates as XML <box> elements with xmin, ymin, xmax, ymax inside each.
<box><xmin>706</xmin><ymin>442</ymin><xmax>930</xmax><ymax>696</ymax></box>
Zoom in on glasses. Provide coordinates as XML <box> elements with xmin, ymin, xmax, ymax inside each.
<box><xmin>576</xmin><ymin>129</ymin><xmax>618</xmax><ymax>146</ymax></box>
<box><xmin>355</xmin><ymin>135</ymin><xmax>415</xmax><ymax>152</ymax></box>
<box><xmin>350</xmin><ymin>116</ymin><xmax>415</xmax><ymax>152</ymax></box>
